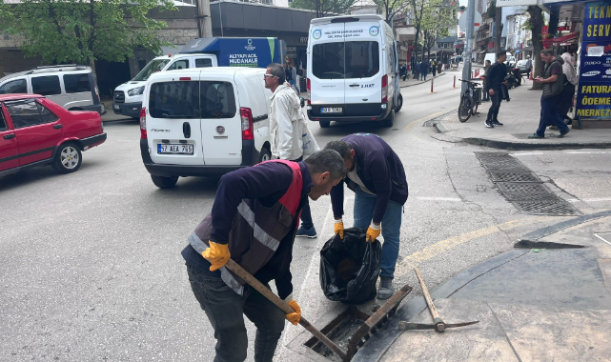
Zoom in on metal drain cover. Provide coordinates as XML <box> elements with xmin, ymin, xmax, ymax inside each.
<box><xmin>512</xmin><ymin>200</ymin><xmax>578</xmax><ymax>215</ymax></box>
<box><xmin>496</xmin><ymin>182</ymin><xmax>555</xmax><ymax>200</ymax></box>
<box><xmin>475</xmin><ymin>152</ymin><xmax>527</xmax><ymax>170</ymax></box>
<box><xmin>488</xmin><ymin>170</ymin><xmax>542</xmax><ymax>183</ymax></box>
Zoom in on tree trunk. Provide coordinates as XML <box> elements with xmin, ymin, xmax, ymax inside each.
<box><xmin>528</xmin><ymin>5</ymin><xmax>544</xmax><ymax>90</ymax></box>
<box><xmin>494</xmin><ymin>1</ymin><xmax>503</xmax><ymax>54</ymax></box>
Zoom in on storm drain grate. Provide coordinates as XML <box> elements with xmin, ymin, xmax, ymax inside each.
<box><xmin>496</xmin><ymin>182</ymin><xmax>555</xmax><ymax>201</ymax></box>
<box><xmin>488</xmin><ymin>171</ymin><xmax>542</xmax><ymax>183</ymax></box>
<box><xmin>512</xmin><ymin>200</ymin><xmax>578</xmax><ymax>216</ymax></box>
<box><xmin>475</xmin><ymin>152</ymin><xmax>528</xmax><ymax>170</ymax></box>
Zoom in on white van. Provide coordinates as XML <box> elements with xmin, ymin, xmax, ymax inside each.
<box><xmin>306</xmin><ymin>15</ymin><xmax>403</xmax><ymax>128</ymax></box>
<box><xmin>113</xmin><ymin>54</ymin><xmax>217</xmax><ymax>118</ymax></box>
<box><xmin>0</xmin><ymin>65</ymin><xmax>103</xmax><ymax>114</ymax></box>
<box><xmin>139</xmin><ymin>67</ymin><xmax>272</xmax><ymax>188</ymax></box>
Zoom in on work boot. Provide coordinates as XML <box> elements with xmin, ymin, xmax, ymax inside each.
<box><xmin>378</xmin><ymin>277</ymin><xmax>394</xmax><ymax>300</ymax></box>
<box><xmin>296</xmin><ymin>225</ymin><xmax>317</xmax><ymax>239</ymax></box>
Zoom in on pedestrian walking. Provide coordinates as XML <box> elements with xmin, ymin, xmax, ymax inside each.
<box><xmin>558</xmin><ymin>52</ymin><xmax>578</xmax><ymax>124</ymax></box>
<box><xmin>431</xmin><ymin>60</ymin><xmax>437</xmax><ymax>77</ymax></box>
<box><xmin>414</xmin><ymin>61</ymin><xmax>420</xmax><ymax>80</ymax></box>
<box><xmin>482</xmin><ymin>60</ymin><xmax>492</xmax><ymax>102</ymax></box>
<box><xmin>401</xmin><ymin>63</ymin><xmax>407</xmax><ymax>81</ymax></box>
<box><xmin>182</xmin><ymin>149</ymin><xmax>346</xmax><ymax>362</ymax></box>
<box><xmin>421</xmin><ymin>61</ymin><xmax>429</xmax><ymax>81</ymax></box>
<box><xmin>289</xmin><ymin>64</ymin><xmax>300</xmax><ymax>94</ymax></box>
<box><xmin>525</xmin><ymin>55</ymin><xmax>532</xmax><ymax>79</ymax></box>
<box><xmin>485</xmin><ymin>50</ymin><xmax>508</xmax><ymax>128</ymax></box>
<box><xmin>325</xmin><ymin>134</ymin><xmax>409</xmax><ymax>300</ymax></box>
<box><xmin>529</xmin><ymin>49</ymin><xmax>569</xmax><ymax>138</ymax></box>
<box><xmin>264</xmin><ymin>63</ymin><xmax>318</xmax><ymax>238</ymax></box>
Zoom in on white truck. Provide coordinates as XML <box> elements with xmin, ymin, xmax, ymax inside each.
<box><xmin>112</xmin><ymin>37</ymin><xmax>285</xmax><ymax>118</ymax></box>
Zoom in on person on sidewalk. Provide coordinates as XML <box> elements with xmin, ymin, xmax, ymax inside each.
<box><xmin>421</xmin><ymin>61</ymin><xmax>429</xmax><ymax>81</ymax></box>
<box><xmin>525</xmin><ymin>55</ymin><xmax>532</xmax><ymax>79</ymax></box>
<box><xmin>485</xmin><ymin>50</ymin><xmax>508</xmax><ymax>128</ymax></box>
<box><xmin>482</xmin><ymin>60</ymin><xmax>492</xmax><ymax>102</ymax></box>
<box><xmin>414</xmin><ymin>61</ymin><xmax>420</xmax><ymax>81</ymax></box>
<box><xmin>182</xmin><ymin>150</ymin><xmax>345</xmax><ymax>362</ymax></box>
<box><xmin>264</xmin><ymin>63</ymin><xmax>318</xmax><ymax>238</ymax></box>
<box><xmin>401</xmin><ymin>63</ymin><xmax>407</xmax><ymax>81</ymax></box>
<box><xmin>529</xmin><ymin>49</ymin><xmax>569</xmax><ymax>139</ymax></box>
<box><xmin>325</xmin><ymin>134</ymin><xmax>409</xmax><ymax>300</ymax></box>
<box><xmin>431</xmin><ymin>60</ymin><xmax>437</xmax><ymax>77</ymax></box>
<box><xmin>289</xmin><ymin>63</ymin><xmax>300</xmax><ymax>94</ymax></box>
<box><xmin>558</xmin><ymin>52</ymin><xmax>578</xmax><ymax>124</ymax></box>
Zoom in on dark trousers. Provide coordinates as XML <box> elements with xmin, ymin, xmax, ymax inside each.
<box><xmin>486</xmin><ymin>91</ymin><xmax>502</xmax><ymax>122</ymax></box>
<box><xmin>482</xmin><ymin>82</ymin><xmax>490</xmax><ymax>101</ymax></box>
<box><xmin>187</xmin><ymin>265</ymin><xmax>286</xmax><ymax>362</ymax></box>
<box><xmin>558</xmin><ymin>82</ymin><xmax>575</xmax><ymax>119</ymax></box>
<box><xmin>536</xmin><ymin>95</ymin><xmax>569</xmax><ymax>137</ymax></box>
<box><xmin>291</xmin><ymin>156</ymin><xmax>314</xmax><ymax>229</ymax></box>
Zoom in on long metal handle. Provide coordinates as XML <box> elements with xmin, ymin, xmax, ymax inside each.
<box><xmin>224</xmin><ymin>259</ymin><xmax>348</xmax><ymax>361</ymax></box>
<box><xmin>413</xmin><ymin>267</ymin><xmax>440</xmax><ymax>321</ymax></box>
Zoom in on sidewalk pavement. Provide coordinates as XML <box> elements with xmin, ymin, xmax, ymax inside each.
<box><xmin>355</xmin><ymin>210</ymin><xmax>611</xmax><ymax>362</ymax></box>
<box><xmin>432</xmin><ymin>82</ymin><xmax>611</xmax><ymax>150</ymax></box>
<box><xmin>400</xmin><ymin>71</ymin><xmax>448</xmax><ymax>88</ymax></box>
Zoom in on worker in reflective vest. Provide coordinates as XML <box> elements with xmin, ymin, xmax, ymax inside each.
<box><xmin>182</xmin><ymin>150</ymin><xmax>346</xmax><ymax>362</ymax></box>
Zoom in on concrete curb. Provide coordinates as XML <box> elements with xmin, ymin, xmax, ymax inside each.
<box><xmin>352</xmin><ymin>209</ymin><xmax>611</xmax><ymax>362</ymax></box>
<box><xmin>400</xmin><ymin>72</ymin><xmax>446</xmax><ymax>88</ymax></box>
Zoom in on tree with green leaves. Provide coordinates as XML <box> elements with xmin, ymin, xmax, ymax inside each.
<box><xmin>373</xmin><ymin>0</ymin><xmax>407</xmax><ymax>24</ymax></box>
<box><xmin>290</xmin><ymin>0</ymin><xmax>355</xmax><ymax>17</ymax></box>
<box><xmin>420</xmin><ymin>0</ymin><xmax>456</xmax><ymax>62</ymax></box>
<box><xmin>0</xmin><ymin>0</ymin><xmax>176</xmax><ymax>73</ymax></box>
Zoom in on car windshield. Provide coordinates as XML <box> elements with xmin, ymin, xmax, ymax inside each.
<box><xmin>132</xmin><ymin>59</ymin><xmax>171</xmax><ymax>81</ymax></box>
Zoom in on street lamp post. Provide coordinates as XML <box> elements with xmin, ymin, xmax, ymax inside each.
<box><xmin>461</xmin><ymin>0</ymin><xmax>475</xmax><ymax>93</ymax></box>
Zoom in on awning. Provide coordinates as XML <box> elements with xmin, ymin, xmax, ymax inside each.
<box><xmin>543</xmin><ymin>33</ymin><xmax>578</xmax><ymax>48</ymax></box>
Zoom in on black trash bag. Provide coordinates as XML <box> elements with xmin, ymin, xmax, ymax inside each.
<box><xmin>320</xmin><ymin>227</ymin><xmax>382</xmax><ymax>304</ymax></box>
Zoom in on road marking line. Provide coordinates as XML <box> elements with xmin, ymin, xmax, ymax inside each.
<box><xmin>415</xmin><ymin>197</ymin><xmax>462</xmax><ymax>202</ymax></box>
<box><xmin>405</xmin><ymin>110</ymin><xmax>448</xmax><ymax>131</ymax></box>
<box><xmin>394</xmin><ymin>217</ymin><xmax>550</xmax><ymax>277</ymax></box>
<box><xmin>594</xmin><ymin>233</ymin><xmax>611</xmax><ymax>247</ymax></box>
<box><xmin>512</xmin><ymin>152</ymin><xmax>544</xmax><ymax>156</ymax></box>
<box><xmin>568</xmin><ymin>198</ymin><xmax>611</xmax><ymax>203</ymax></box>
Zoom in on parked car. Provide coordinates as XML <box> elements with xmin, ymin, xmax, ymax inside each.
<box><xmin>0</xmin><ymin>65</ymin><xmax>104</xmax><ymax>115</ymax></box>
<box><xmin>516</xmin><ymin>59</ymin><xmax>532</xmax><ymax>74</ymax></box>
<box><xmin>140</xmin><ymin>67</ymin><xmax>272</xmax><ymax>189</ymax></box>
<box><xmin>0</xmin><ymin>94</ymin><xmax>107</xmax><ymax>177</ymax></box>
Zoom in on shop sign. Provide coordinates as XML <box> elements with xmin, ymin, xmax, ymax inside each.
<box><xmin>300</xmin><ymin>37</ymin><xmax>308</xmax><ymax>44</ymax></box>
<box><xmin>576</xmin><ymin>2</ymin><xmax>611</xmax><ymax>120</ymax></box>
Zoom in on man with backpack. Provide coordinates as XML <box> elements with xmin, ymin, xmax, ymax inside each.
<box><xmin>529</xmin><ymin>49</ymin><xmax>570</xmax><ymax>138</ymax></box>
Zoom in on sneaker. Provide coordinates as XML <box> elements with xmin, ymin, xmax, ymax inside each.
<box><xmin>492</xmin><ymin>120</ymin><xmax>504</xmax><ymax>126</ymax></box>
<box><xmin>485</xmin><ymin>121</ymin><xmax>494</xmax><ymax>128</ymax></box>
<box><xmin>296</xmin><ymin>226</ymin><xmax>317</xmax><ymax>238</ymax></box>
<box><xmin>378</xmin><ymin>277</ymin><xmax>394</xmax><ymax>300</ymax></box>
<box><xmin>558</xmin><ymin>129</ymin><xmax>570</xmax><ymax>138</ymax></box>
<box><xmin>528</xmin><ymin>133</ymin><xmax>544</xmax><ymax>139</ymax></box>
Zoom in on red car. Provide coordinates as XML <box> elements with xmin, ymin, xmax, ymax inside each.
<box><xmin>0</xmin><ymin>94</ymin><xmax>106</xmax><ymax>177</ymax></box>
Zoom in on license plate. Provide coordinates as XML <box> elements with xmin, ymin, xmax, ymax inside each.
<box><xmin>158</xmin><ymin>144</ymin><xmax>194</xmax><ymax>155</ymax></box>
<box><xmin>113</xmin><ymin>105</ymin><xmax>120</xmax><ymax>110</ymax></box>
<box><xmin>321</xmin><ymin>107</ymin><xmax>342</xmax><ymax>114</ymax></box>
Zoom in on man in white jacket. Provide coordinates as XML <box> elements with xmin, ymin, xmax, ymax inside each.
<box><xmin>265</xmin><ymin>63</ymin><xmax>318</xmax><ymax>238</ymax></box>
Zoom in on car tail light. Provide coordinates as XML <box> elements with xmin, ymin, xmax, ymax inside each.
<box><xmin>306</xmin><ymin>78</ymin><xmax>311</xmax><ymax>105</ymax></box>
<box><xmin>140</xmin><ymin>108</ymin><xmax>147</xmax><ymax>139</ymax></box>
<box><xmin>381</xmin><ymin>75</ymin><xmax>388</xmax><ymax>104</ymax></box>
<box><xmin>241</xmin><ymin>107</ymin><xmax>254</xmax><ymax>140</ymax></box>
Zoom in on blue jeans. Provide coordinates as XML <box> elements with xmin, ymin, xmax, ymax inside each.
<box><xmin>353</xmin><ymin>186</ymin><xmax>402</xmax><ymax>279</ymax></box>
<box><xmin>536</xmin><ymin>95</ymin><xmax>569</xmax><ymax>137</ymax></box>
<box><xmin>289</xmin><ymin>79</ymin><xmax>300</xmax><ymax>93</ymax></box>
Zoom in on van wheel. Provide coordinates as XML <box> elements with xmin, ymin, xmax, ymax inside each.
<box><xmin>382</xmin><ymin>110</ymin><xmax>395</xmax><ymax>128</ymax></box>
<box><xmin>151</xmin><ymin>175</ymin><xmax>178</xmax><ymax>189</ymax></box>
<box><xmin>53</xmin><ymin>143</ymin><xmax>82</xmax><ymax>174</ymax></box>
<box><xmin>258</xmin><ymin>146</ymin><xmax>271</xmax><ymax>163</ymax></box>
<box><xmin>320</xmin><ymin>120</ymin><xmax>331</xmax><ymax>128</ymax></box>
<box><xmin>395</xmin><ymin>94</ymin><xmax>403</xmax><ymax>112</ymax></box>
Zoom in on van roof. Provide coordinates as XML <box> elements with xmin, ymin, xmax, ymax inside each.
<box><xmin>0</xmin><ymin>65</ymin><xmax>91</xmax><ymax>82</ymax></box>
<box><xmin>147</xmin><ymin>67</ymin><xmax>264</xmax><ymax>82</ymax></box>
<box><xmin>311</xmin><ymin>14</ymin><xmax>384</xmax><ymax>25</ymax></box>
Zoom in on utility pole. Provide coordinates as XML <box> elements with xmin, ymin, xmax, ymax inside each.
<box><xmin>461</xmin><ymin>0</ymin><xmax>475</xmax><ymax>93</ymax></box>
<box><xmin>196</xmin><ymin>0</ymin><xmax>213</xmax><ymax>38</ymax></box>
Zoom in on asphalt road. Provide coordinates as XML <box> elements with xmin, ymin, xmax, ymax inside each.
<box><xmin>2</xmin><ymin>72</ymin><xmax>611</xmax><ymax>362</ymax></box>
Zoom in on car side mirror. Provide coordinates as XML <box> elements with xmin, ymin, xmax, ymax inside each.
<box><xmin>299</xmin><ymin>97</ymin><xmax>305</xmax><ymax>108</ymax></box>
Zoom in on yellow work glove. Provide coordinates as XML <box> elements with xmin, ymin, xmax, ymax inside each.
<box><xmin>366</xmin><ymin>223</ymin><xmax>381</xmax><ymax>242</ymax></box>
<box><xmin>285</xmin><ymin>299</ymin><xmax>301</xmax><ymax>326</ymax></box>
<box><xmin>334</xmin><ymin>219</ymin><xmax>344</xmax><ymax>239</ymax></box>
<box><xmin>201</xmin><ymin>241</ymin><xmax>230</xmax><ymax>272</ymax></box>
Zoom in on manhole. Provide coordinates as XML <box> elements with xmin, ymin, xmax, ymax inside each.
<box><xmin>488</xmin><ymin>170</ymin><xmax>542</xmax><ymax>183</ymax></box>
<box><xmin>496</xmin><ymin>182</ymin><xmax>555</xmax><ymax>200</ymax></box>
<box><xmin>512</xmin><ymin>200</ymin><xmax>578</xmax><ymax>215</ymax></box>
<box><xmin>475</xmin><ymin>152</ymin><xmax>527</xmax><ymax>170</ymax></box>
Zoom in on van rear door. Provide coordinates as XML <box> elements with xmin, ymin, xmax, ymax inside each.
<box><xmin>147</xmin><ymin>73</ymin><xmax>203</xmax><ymax>166</ymax></box>
<box><xmin>309</xmin><ymin>22</ymin><xmax>345</xmax><ymax>105</ymax></box>
<box><xmin>343</xmin><ymin>21</ymin><xmax>382</xmax><ymax>111</ymax></box>
<box><xmin>199</xmin><ymin>72</ymin><xmax>242</xmax><ymax>166</ymax></box>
